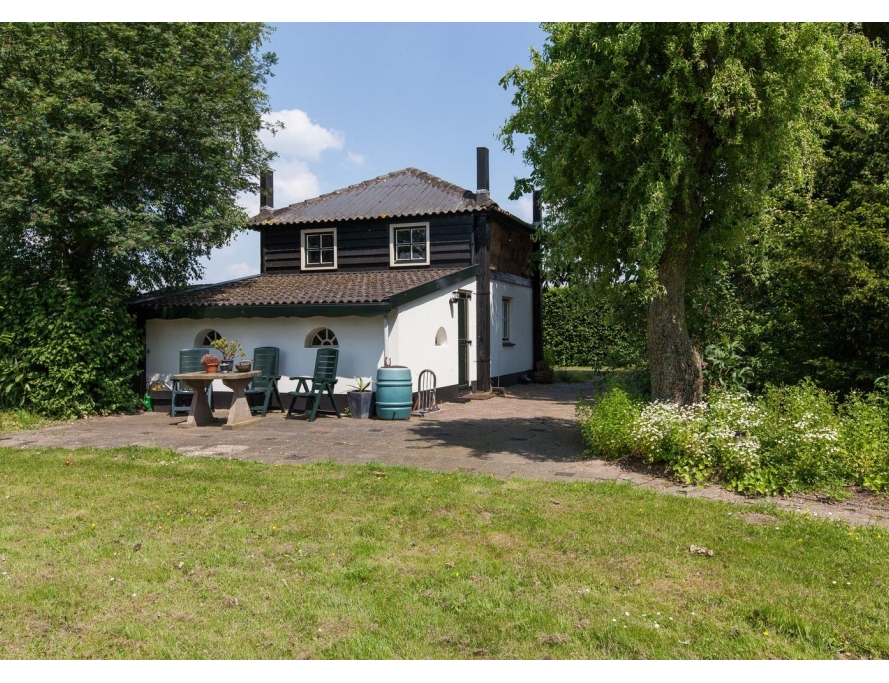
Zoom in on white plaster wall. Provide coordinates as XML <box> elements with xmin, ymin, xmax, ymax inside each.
<box><xmin>388</xmin><ymin>276</ymin><xmax>476</xmax><ymax>391</ymax></box>
<box><xmin>145</xmin><ymin>316</ymin><xmax>384</xmax><ymax>394</ymax></box>
<box><xmin>491</xmin><ymin>280</ymin><xmax>534</xmax><ymax>379</ymax></box>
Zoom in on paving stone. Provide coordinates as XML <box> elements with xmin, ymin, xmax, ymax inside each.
<box><xmin>6</xmin><ymin>381</ymin><xmax>889</xmax><ymax>527</ymax></box>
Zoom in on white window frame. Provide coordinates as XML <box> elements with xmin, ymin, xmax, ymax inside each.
<box><xmin>389</xmin><ymin>222</ymin><xmax>430</xmax><ymax>267</ymax></box>
<box><xmin>502</xmin><ymin>297</ymin><xmax>511</xmax><ymax>342</ymax></box>
<box><xmin>301</xmin><ymin>227</ymin><xmax>338</xmax><ymax>270</ymax></box>
<box><xmin>306</xmin><ymin>327</ymin><xmax>339</xmax><ymax>347</ymax></box>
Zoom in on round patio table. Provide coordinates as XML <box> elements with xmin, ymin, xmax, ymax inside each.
<box><xmin>171</xmin><ymin>370</ymin><xmax>262</xmax><ymax>430</ymax></box>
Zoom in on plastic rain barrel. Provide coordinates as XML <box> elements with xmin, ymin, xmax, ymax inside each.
<box><xmin>375</xmin><ymin>366</ymin><xmax>412</xmax><ymax>420</ymax></box>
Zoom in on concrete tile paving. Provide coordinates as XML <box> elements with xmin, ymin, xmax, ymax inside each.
<box><xmin>3</xmin><ymin>381</ymin><xmax>887</xmax><ymax>527</ymax></box>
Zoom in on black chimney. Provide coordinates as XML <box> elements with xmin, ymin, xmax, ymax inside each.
<box><xmin>476</xmin><ymin>147</ymin><xmax>489</xmax><ymax>195</ymax></box>
<box><xmin>260</xmin><ymin>170</ymin><xmax>274</xmax><ymax>210</ymax></box>
<box><xmin>532</xmin><ymin>190</ymin><xmax>542</xmax><ymax>225</ymax></box>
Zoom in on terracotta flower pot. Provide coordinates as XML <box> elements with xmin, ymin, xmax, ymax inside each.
<box><xmin>203</xmin><ymin>363</ymin><xmax>219</xmax><ymax>374</ymax></box>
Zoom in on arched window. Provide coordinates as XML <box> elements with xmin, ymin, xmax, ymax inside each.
<box><xmin>196</xmin><ymin>329</ymin><xmax>222</xmax><ymax>347</ymax></box>
<box><xmin>306</xmin><ymin>327</ymin><xmax>338</xmax><ymax>347</ymax></box>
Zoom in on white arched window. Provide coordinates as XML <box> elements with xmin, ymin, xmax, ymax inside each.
<box><xmin>196</xmin><ymin>329</ymin><xmax>222</xmax><ymax>347</ymax></box>
<box><xmin>306</xmin><ymin>327</ymin><xmax>339</xmax><ymax>347</ymax></box>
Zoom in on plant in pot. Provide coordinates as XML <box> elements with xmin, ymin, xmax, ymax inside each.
<box><xmin>201</xmin><ymin>353</ymin><xmax>221</xmax><ymax>373</ymax></box>
<box><xmin>210</xmin><ymin>338</ymin><xmax>244</xmax><ymax>372</ymax></box>
<box><xmin>347</xmin><ymin>377</ymin><xmax>373</xmax><ymax>419</ymax></box>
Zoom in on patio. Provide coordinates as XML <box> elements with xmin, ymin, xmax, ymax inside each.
<box><xmin>3</xmin><ymin>381</ymin><xmax>888</xmax><ymax>526</ymax></box>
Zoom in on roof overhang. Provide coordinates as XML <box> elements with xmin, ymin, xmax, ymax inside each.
<box><xmin>136</xmin><ymin>266</ymin><xmax>477</xmax><ymax>321</ymax></box>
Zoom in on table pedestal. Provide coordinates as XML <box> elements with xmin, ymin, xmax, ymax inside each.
<box><xmin>220</xmin><ymin>373</ymin><xmax>262</xmax><ymax>430</ymax></box>
<box><xmin>173</xmin><ymin>371</ymin><xmax>262</xmax><ymax>429</ymax></box>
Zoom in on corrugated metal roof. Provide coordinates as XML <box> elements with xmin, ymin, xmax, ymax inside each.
<box><xmin>252</xmin><ymin>167</ymin><xmax>501</xmax><ymax>226</ymax></box>
<box><xmin>133</xmin><ymin>268</ymin><xmax>466</xmax><ymax>308</ymax></box>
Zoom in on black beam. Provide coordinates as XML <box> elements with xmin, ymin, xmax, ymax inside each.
<box><xmin>474</xmin><ymin>213</ymin><xmax>491</xmax><ymax>392</ymax></box>
<box><xmin>531</xmin><ymin>190</ymin><xmax>544</xmax><ymax>365</ymax></box>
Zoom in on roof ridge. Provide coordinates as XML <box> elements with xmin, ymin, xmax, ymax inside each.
<box><xmin>251</xmin><ymin>166</ymin><xmax>500</xmax><ymax>224</ymax></box>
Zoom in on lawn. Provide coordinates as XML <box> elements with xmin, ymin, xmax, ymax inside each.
<box><xmin>0</xmin><ymin>409</ymin><xmax>55</xmax><ymax>434</ymax></box>
<box><xmin>1</xmin><ymin>446</ymin><xmax>887</xmax><ymax>659</ymax></box>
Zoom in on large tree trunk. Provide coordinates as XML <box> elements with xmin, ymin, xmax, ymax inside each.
<box><xmin>647</xmin><ymin>235</ymin><xmax>703</xmax><ymax>405</ymax></box>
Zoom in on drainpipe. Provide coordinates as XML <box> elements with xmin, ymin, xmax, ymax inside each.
<box><xmin>383</xmin><ymin>313</ymin><xmax>391</xmax><ymax>367</ymax></box>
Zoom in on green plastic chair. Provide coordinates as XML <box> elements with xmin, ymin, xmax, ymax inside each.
<box><xmin>245</xmin><ymin>346</ymin><xmax>283</xmax><ymax>417</ymax></box>
<box><xmin>170</xmin><ymin>348</ymin><xmax>218</xmax><ymax>417</ymax></box>
<box><xmin>285</xmin><ymin>348</ymin><xmax>341</xmax><ymax>422</ymax></box>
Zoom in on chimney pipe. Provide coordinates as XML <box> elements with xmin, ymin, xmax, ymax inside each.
<box><xmin>532</xmin><ymin>190</ymin><xmax>542</xmax><ymax>225</ymax></box>
<box><xmin>476</xmin><ymin>147</ymin><xmax>489</xmax><ymax>195</ymax></box>
<box><xmin>260</xmin><ymin>170</ymin><xmax>274</xmax><ymax>210</ymax></box>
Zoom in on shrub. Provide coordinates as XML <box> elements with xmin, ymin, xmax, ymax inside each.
<box><xmin>755</xmin><ymin>381</ymin><xmax>846</xmax><ymax>495</ymax></box>
<box><xmin>839</xmin><ymin>392</ymin><xmax>889</xmax><ymax>493</ymax></box>
<box><xmin>0</xmin><ymin>276</ymin><xmax>143</xmax><ymax>419</ymax></box>
<box><xmin>543</xmin><ymin>286</ymin><xmax>645</xmax><ymax>369</ymax></box>
<box><xmin>577</xmin><ymin>377</ymin><xmax>889</xmax><ymax>497</ymax></box>
<box><xmin>576</xmin><ymin>386</ymin><xmax>641</xmax><ymax>460</ymax></box>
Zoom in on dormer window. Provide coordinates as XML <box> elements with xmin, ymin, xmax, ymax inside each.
<box><xmin>302</xmin><ymin>228</ymin><xmax>337</xmax><ymax>270</ymax></box>
<box><xmin>390</xmin><ymin>222</ymin><xmax>430</xmax><ymax>267</ymax></box>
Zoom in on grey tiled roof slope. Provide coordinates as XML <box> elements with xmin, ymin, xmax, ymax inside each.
<box><xmin>251</xmin><ymin>167</ymin><xmax>526</xmax><ymax>227</ymax></box>
<box><xmin>135</xmin><ymin>268</ymin><xmax>466</xmax><ymax>308</ymax></box>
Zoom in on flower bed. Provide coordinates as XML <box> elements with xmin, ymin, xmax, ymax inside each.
<box><xmin>577</xmin><ymin>381</ymin><xmax>889</xmax><ymax>497</ymax></box>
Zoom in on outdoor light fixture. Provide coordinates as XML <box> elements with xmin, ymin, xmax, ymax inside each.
<box><xmin>449</xmin><ymin>290</ymin><xmax>472</xmax><ymax>304</ymax></box>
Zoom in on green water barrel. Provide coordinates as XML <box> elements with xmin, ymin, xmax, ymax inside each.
<box><xmin>375</xmin><ymin>366</ymin><xmax>412</xmax><ymax>420</ymax></box>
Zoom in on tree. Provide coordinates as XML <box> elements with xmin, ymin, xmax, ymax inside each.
<box><xmin>500</xmin><ymin>23</ymin><xmax>879</xmax><ymax>404</ymax></box>
<box><xmin>742</xmin><ymin>88</ymin><xmax>889</xmax><ymax>394</ymax></box>
<box><xmin>0</xmin><ymin>23</ymin><xmax>277</xmax><ymax>417</ymax></box>
<box><xmin>0</xmin><ymin>23</ymin><xmax>276</xmax><ymax>291</ymax></box>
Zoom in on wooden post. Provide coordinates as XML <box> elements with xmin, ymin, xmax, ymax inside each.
<box><xmin>531</xmin><ymin>190</ymin><xmax>544</xmax><ymax>365</ymax></box>
<box><xmin>475</xmin><ymin>213</ymin><xmax>491</xmax><ymax>393</ymax></box>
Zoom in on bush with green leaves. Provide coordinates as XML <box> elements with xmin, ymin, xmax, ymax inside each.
<box><xmin>576</xmin><ymin>385</ymin><xmax>642</xmax><ymax>460</ymax></box>
<box><xmin>578</xmin><ymin>380</ymin><xmax>889</xmax><ymax>497</ymax></box>
<box><xmin>543</xmin><ymin>285</ymin><xmax>645</xmax><ymax>370</ymax></box>
<box><xmin>0</xmin><ymin>275</ymin><xmax>143</xmax><ymax>419</ymax></box>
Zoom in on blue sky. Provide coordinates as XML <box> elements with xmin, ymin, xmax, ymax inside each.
<box><xmin>197</xmin><ymin>23</ymin><xmax>547</xmax><ymax>283</ymax></box>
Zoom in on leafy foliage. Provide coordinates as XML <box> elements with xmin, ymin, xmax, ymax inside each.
<box><xmin>0</xmin><ymin>23</ymin><xmax>276</xmax><ymax>417</ymax></box>
<box><xmin>688</xmin><ymin>84</ymin><xmax>889</xmax><ymax>395</ymax></box>
<box><xmin>210</xmin><ymin>338</ymin><xmax>245</xmax><ymax>361</ymax></box>
<box><xmin>578</xmin><ymin>381</ymin><xmax>889</xmax><ymax>497</ymax></box>
<box><xmin>0</xmin><ymin>273</ymin><xmax>143</xmax><ymax>418</ymax></box>
<box><xmin>501</xmin><ymin>23</ymin><xmax>881</xmax><ymax>403</ymax></box>
<box><xmin>542</xmin><ymin>285</ymin><xmax>645</xmax><ymax>370</ymax></box>
<box><xmin>702</xmin><ymin>339</ymin><xmax>754</xmax><ymax>393</ymax></box>
<box><xmin>0</xmin><ymin>23</ymin><xmax>277</xmax><ymax>292</ymax></box>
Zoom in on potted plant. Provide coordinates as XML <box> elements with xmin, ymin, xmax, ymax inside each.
<box><xmin>201</xmin><ymin>353</ymin><xmax>221</xmax><ymax>373</ymax></box>
<box><xmin>347</xmin><ymin>377</ymin><xmax>373</xmax><ymax>419</ymax></box>
<box><xmin>210</xmin><ymin>338</ymin><xmax>244</xmax><ymax>372</ymax></box>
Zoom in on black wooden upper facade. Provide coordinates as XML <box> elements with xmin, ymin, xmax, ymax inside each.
<box><xmin>250</xmin><ymin>166</ymin><xmax>536</xmax><ymax>281</ymax></box>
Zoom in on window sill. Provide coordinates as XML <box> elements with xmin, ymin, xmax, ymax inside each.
<box><xmin>502</xmin><ymin>341</ymin><xmax>515</xmax><ymax>347</ymax></box>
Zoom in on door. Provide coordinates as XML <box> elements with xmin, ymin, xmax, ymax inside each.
<box><xmin>457</xmin><ymin>297</ymin><xmax>470</xmax><ymax>390</ymax></box>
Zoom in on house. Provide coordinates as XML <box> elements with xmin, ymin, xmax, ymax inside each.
<box><xmin>134</xmin><ymin>148</ymin><xmax>543</xmax><ymax>411</ymax></box>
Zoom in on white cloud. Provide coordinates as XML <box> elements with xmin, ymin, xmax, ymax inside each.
<box><xmin>261</xmin><ymin>109</ymin><xmax>344</xmax><ymax>161</ymax></box>
<box><xmin>503</xmin><ymin>194</ymin><xmax>534</xmax><ymax>224</ymax></box>
<box><xmin>222</xmin><ymin>262</ymin><xmax>259</xmax><ymax>280</ymax></box>
<box><xmin>346</xmin><ymin>152</ymin><xmax>366</xmax><ymax>167</ymax></box>
<box><xmin>271</xmin><ymin>158</ymin><xmax>322</xmax><ymax>207</ymax></box>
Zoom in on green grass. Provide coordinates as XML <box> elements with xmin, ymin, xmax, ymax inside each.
<box><xmin>1</xmin><ymin>446</ymin><xmax>888</xmax><ymax>659</ymax></box>
<box><xmin>554</xmin><ymin>367</ymin><xmax>601</xmax><ymax>383</ymax></box>
<box><xmin>0</xmin><ymin>409</ymin><xmax>55</xmax><ymax>434</ymax></box>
